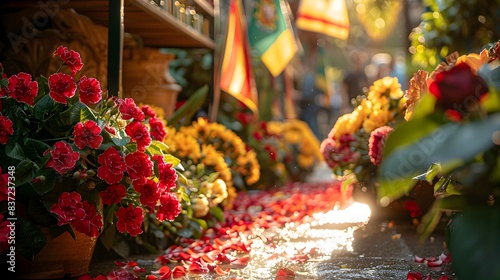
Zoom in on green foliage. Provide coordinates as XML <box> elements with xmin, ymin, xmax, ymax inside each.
<box><xmin>409</xmin><ymin>0</ymin><xmax>500</xmax><ymax>71</ymax></box>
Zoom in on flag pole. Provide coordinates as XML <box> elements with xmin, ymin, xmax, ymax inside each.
<box><xmin>210</xmin><ymin>0</ymin><xmax>223</xmax><ymax>122</ymax></box>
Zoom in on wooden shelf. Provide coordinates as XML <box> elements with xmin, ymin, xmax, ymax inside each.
<box><xmin>193</xmin><ymin>0</ymin><xmax>214</xmax><ymax>18</ymax></box>
<box><xmin>0</xmin><ymin>0</ymin><xmax>215</xmax><ymax>49</ymax></box>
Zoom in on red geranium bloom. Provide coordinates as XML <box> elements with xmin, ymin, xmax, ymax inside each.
<box><xmin>133</xmin><ymin>177</ymin><xmax>161</xmax><ymax>211</ymax></box>
<box><xmin>46</xmin><ymin>141</ymin><xmax>80</xmax><ymax>174</ymax></box>
<box><xmin>73</xmin><ymin>120</ymin><xmax>103</xmax><ymax>149</ymax></box>
<box><xmin>125</xmin><ymin>121</ymin><xmax>152</xmax><ymax>151</ymax></box>
<box><xmin>156</xmin><ymin>192</ymin><xmax>181</xmax><ymax>222</ymax></box>
<box><xmin>104</xmin><ymin>125</ymin><xmax>117</xmax><ymax>135</ymax></box>
<box><xmin>100</xmin><ymin>184</ymin><xmax>127</xmax><ymax>206</ymax></box>
<box><xmin>125</xmin><ymin>151</ymin><xmax>153</xmax><ymax>181</ymax></box>
<box><xmin>97</xmin><ymin>147</ymin><xmax>127</xmax><ymax>184</ymax></box>
<box><xmin>48</xmin><ymin>73</ymin><xmax>77</xmax><ymax>104</ymax></box>
<box><xmin>50</xmin><ymin>192</ymin><xmax>86</xmax><ymax>226</ymax></box>
<box><xmin>429</xmin><ymin>63</ymin><xmax>489</xmax><ymax>114</ymax></box>
<box><xmin>117</xmin><ymin>98</ymin><xmax>144</xmax><ymax>121</ymax></box>
<box><xmin>53</xmin><ymin>45</ymin><xmax>84</xmax><ymax>76</ymax></box>
<box><xmin>0</xmin><ymin>116</ymin><xmax>14</xmax><ymax>144</ymax></box>
<box><xmin>7</xmin><ymin>72</ymin><xmax>38</xmax><ymax>105</ymax></box>
<box><xmin>78</xmin><ymin>76</ymin><xmax>102</xmax><ymax>105</ymax></box>
<box><xmin>72</xmin><ymin>201</ymin><xmax>103</xmax><ymax>237</ymax></box>
<box><xmin>149</xmin><ymin>117</ymin><xmax>167</xmax><ymax>141</ymax></box>
<box><xmin>115</xmin><ymin>204</ymin><xmax>144</xmax><ymax>236</ymax></box>
<box><xmin>141</xmin><ymin>105</ymin><xmax>157</xmax><ymax>118</ymax></box>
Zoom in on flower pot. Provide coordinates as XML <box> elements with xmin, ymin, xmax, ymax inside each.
<box><xmin>16</xmin><ymin>229</ymin><xmax>98</xmax><ymax>279</ymax></box>
<box><xmin>122</xmin><ymin>47</ymin><xmax>182</xmax><ymax>118</ymax></box>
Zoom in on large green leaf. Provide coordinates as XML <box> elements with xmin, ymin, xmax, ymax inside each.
<box><xmin>33</xmin><ymin>94</ymin><xmax>55</xmax><ymax>120</ymax></box>
<box><xmin>5</xmin><ymin>139</ymin><xmax>25</xmax><ymax>161</ymax></box>
<box><xmin>167</xmin><ymin>85</ymin><xmax>208</xmax><ymax>128</ymax></box>
<box><xmin>24</xmin><ymin>138</ymin><xmax>52</xmax><ymax>168</ymax></box>
<box><xmin>448</xmin><ymin>205</ymin><xmax>500</xmax><ymax>279</ymax></box>
<box><xmin>67</xmin><ymin>101</ymin><xmax>97</xmax><ymax>123</ymax></box>
<box><xmin>14</xmin><ymin>160</ymin><xmax>35</xmax><ymax>186</ymax></box>
<box><xmin>17</xmin><ymin>219</ymin><xmax>47</xmax><ymax>260</ymax></box>
<box><xmin>381</xmin><ymin>114</ymin><xmax>500</xmax><ymax>183</ymax></box>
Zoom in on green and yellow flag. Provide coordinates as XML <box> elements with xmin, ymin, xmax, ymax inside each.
<box><xmin>248</xmin><ymin>0</ymin><xmax>298</xmax><ymax>77</ymax></box>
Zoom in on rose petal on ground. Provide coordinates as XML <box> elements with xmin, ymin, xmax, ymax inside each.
<box><xmin>215</xmin><ymin>265</ymin><xmax>231</xmax><ymax>276</ymax></box>
<box><xmin>427</xmin><ymin>259</ymin><xmax>443</xmax><ymax>267</ymax></box>
<box><xmin>172</xmin><ymin>266</ymin><xmax>186</xmax><ymax>278</ymax></box>
<box><xmin>414</xmin><ymin>255</ymin><xmax>425</xmax><ymax>263</ymax></box>
<box><xmin>406</xmin><ymin>272</ymin><xmax>422</xmax><ymax>280</ymax></box>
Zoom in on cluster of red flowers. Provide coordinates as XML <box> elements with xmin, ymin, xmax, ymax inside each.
<box><xmin>0</xmin><ymin>46</ymin><xmax>180</xmax><ymax>239</ymax></box>
<box><xmin>320</xmin><ymin>134</ymin><xmax>361</xmax><ymax>170</ymax></box>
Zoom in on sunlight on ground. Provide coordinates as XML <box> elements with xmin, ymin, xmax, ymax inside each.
<box><xmin>239</xmin><ymin>202</ymin><xmax>372</xmax><ymax>279</ymax></box>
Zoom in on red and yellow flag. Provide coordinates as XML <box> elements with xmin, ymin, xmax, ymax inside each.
<box><xmin>295</xmin><ymin>0</ymin><xmax>350</xmax><ymax>40</ymax></box>
<box><xmin>220</xmin><ymin>0</ymin><xmax>258</xmax><ymax>114</ymax></box>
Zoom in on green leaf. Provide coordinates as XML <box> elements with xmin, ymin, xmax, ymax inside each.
<box><xmin>33</xmin><ymin>94</ymin><xmax>55</xmax><ymax>120</ymax></box>
<box><xmin>24</xmin><ymin>138</ymin><xmax>52</xmax><ymax>167</ymax></box>
<box><xmin>17</xmin><ymin>219</ymin><xmax>47</xmax><ymax>260</ymax></box>
<box><xmin>210</xmin><ymin>206</ymin><xmax>225</xmax><ymax>222</ymax></box>
<box><xmin>448</xmin><ymin>205</ymin><xmax>500</xmax><ymax>279</ymax></box>
<box><xmin>411</xmin><ymin>93</ymin><xmax>437</xmax><ymax>120</ymax></box>
<box><xmin>68</xmin><ymin>101</ymin><xmax>97</xmax><ymax>123</ymax></box>
<box><xmin>5</xmin><ymin>138</ymin><xmax>25</xmax><ymax>161</ymax></box>
<box><xmin>413</xmin><ymin>162</ymin><xmax>441</xmax><ymax>182</ymax></box>
<box><xmin>383</xmin><ymin>112</ymin><xmax>445</xmax><ymax>158</ymax></box>
<box><xmin>192</xmin><ymin>218</ymin><xmax>208</xmax><ymax>230</ymax></box>
<box><xmin>15</xmin><ymin>160</ymin><xmax>35</xmax><ymax>186</ymax></box>
<box><xmin>377</xmin><ymin>176</ymin><xmax>417</xmax><ymax>203</ymax></box>
<box><xmin>163</xmin><ymin>154</ymin><xmax>181</xmax><ymax>167</ymax></box>
<box><xmin>167</xmin><ymin>85</ymin><xmax>208</xmax><ymax>128</ymax></box>
<box><xmin>380</xmin><ymin>114</ymin><xmax>500</xmax><ymax>195</ymax></box>
<box><xmin>32</xmin><ymin>168</ymin><xmax>56</xmax><ymax>195</ymax></box>
<box><xmin>438</xmin><ymin>195</ymin><xmax>469</xmax><ymax>211</ymax></box>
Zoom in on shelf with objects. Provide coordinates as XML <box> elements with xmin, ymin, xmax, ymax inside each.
<box><xmin>0</xmin><ymin>0</ymin><xmax>215</xmax><ymax>118</ymax></box>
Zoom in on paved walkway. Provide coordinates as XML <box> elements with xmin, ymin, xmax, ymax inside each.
<box><xmin>88</xmin><ymin>163</ymin><xmax>457</xmax><ymax>279</ymax></box>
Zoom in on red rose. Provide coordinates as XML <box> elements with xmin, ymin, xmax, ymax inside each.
<box><xmin>117</xmin><ymin>98</ymin><xmax>144</xmax><ymax>121</ymax></box>
<box><xmin>156</xmin><ymin>192</ymin><xmax>181</xmax><ymax>222</ymax></box>
<box><xmin>429</xmin><ymin>63</ymin><xmax>489</xmax><ymax>115</ymax></box>
<box><xmin>73</xmin><ymin>120</ymin><xmax>103</xmax><ymax>149</ymax></box>
<box><xmin>0</xmin><ymin>116</ymin><xmax>14</xmax><ymax>144</ymax></box>
<box><xmin>50</xmin><ymin>192</ymin><xmax>86</xmax><ymax>226</ymax></box>
<box><xmin>125</xmin><ymin>151</ymin><xmax>153</xmax><ymax>181</ymax></box>
<box><xmin>78</xmin><ymin>76</ymin><xmax>102</xmax><ymax>105</ymax></box>
<box><xmin>100</xmin><ymin>184</ymin><xmax>127</xmax><ymax>206</ymax></box>
<box><xmin>116</xmin><ymin>204</ymin><xmax>144</xmax><ymax>236</ymax></box>
<box><xmin>97</xmin><ymin>147</ymin><xmax>126</xmax><ymax>184</ymax></box>
<box><xmin>133</xmin><ymin>177</ymin><xmax>160</xmax><ymax>211</ymax></box>
<box><xmin>46</xmin><ymin>141</ymin><xmax>80</xmax><ymax>174</ymax></box>
<box><xmin>53</xmin><ymin>45</ymin><xmax>84</xmax><ymax>76</ymax></box>
<box><xmin>149</xmin><ymin>117</ymin><xmax>167</xmax><ymax>141</ymax></box>
<box><xmin>48</xmin><ymin>73</ymin><xmax>77</xmax><ymax>104</ymax></box>
<box><xmin>7</xmin><ymin>72</ymin><xmax>38</xmax><ymax>105</ymax></box>
<box><xmin>0</xmin><ymin>168</ymin><xmax>9</xmax><ymax>202</ymax></box>
<box><xmin>125</xmin><ymin>121</ymin><xmax>152</xmax><ymax>151</ymax></box>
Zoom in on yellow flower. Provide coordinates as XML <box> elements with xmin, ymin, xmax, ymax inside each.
<box><xmin>363</xmin><ymin>109</ymin><xmax>392</xmax><ymax>133</ymax></box>
<box><xmin>368</xmin><ymin>76</ymin><xmax>404</xmax><ymax>101</ymax></box>
<box><xmin>191</xmin><ymin>194</ymin><xmax>209</xmax><ymax>218</ymax></box>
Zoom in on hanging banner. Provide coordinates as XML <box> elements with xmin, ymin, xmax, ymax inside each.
<box><xmin>248</xmin><ymin>0</ymin><xmax>298</xmax><ymax>77</ymax></box>
<box><xmin>295</xmin><ymin>0</ymin><xmax>350</xmax><ymax>40</ymax></box>
<box><xmin>220</xmin><ymin>0</ymin><xmax>259</xmax><ymax>115</ymax></box>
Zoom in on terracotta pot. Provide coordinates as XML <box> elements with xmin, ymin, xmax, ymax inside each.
<box><xmin>17</xmin><ymin>229</ymin><xmax>98</xmax><ymax>279</ymax></box>
<box><xmin>122</xmin><ymin>47</ymin><xmax>182</xmax><ymax>118</ymax></box>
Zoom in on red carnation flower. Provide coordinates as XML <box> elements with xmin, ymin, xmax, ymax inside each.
<box><xmin>97</xmin><ymin>147</ymin><xmax>126</xmax><ymax>184</ymax></box>
<box><xmin>141</xmin><ymin>105</ymin><xmax>157</xmax><ymax>118</ymax></box>
<box><xmin>100</xmin><ymin>184</ymin><xmax>127</xmax><ymax>206</ymax></box>
<box><xmin>125</xmin><ymin>151</ymin><xmax>153</xmax><ymax>181</ymax></box>
<box><xmin>48</xmin><ymin>73</ymin><xmax>77</xmax><ymax>104</ymax></box>
<box><xmin>0</xmin><ymin>116</ymin><xmax>14</xmax><ymax>144</ymax></box>
<box><xmin>7</xmin><ymin>72</ymin><xmax>38</xmax><ymax>105</ymax></box>
<box><xmin>78</xmin><ymin>76</ymin><xmax>102</xmax><ymax>105</ymax></box>
<box><xmin>133</xmin><ymin>177</ymin><xmax>161</xmax><ymax>211</ymax></box>
<box><xmin>125</xmin><ymin>121</ymin><xmax>152</xmax><ymax>151</ymax></box>
<box><xmin>155</xmin><ymin>156</ymin><xmax>177</xmax><ymax>192</ymax></box>
<box><xmin>50</xmin><ymin>192</ymin><xmax>86</xmax><ymax>226</ymax></box>
<box><xmin>429</xmin><ymin>63</ymin><xmax>489</xmax><ymax>116</ymax></box>
<box><xmin>72</xmin><ymin>201</ymin><xmax>103</xmax><ymax>237</ymax></box>
<box><xmin>320</xmin><ymin>135</ymin><xmax>360</xmax><ymax>169</ymax></box>
<box><xmin>368</xmin><ymin>126</ymin><xmax>394</xmax><ymax>166</ymax></box>
<box><xmin>149</xmin><ymin>117</ymin><xmax>167</xmax><ymax>141</ymax></box>
<box><xmin>156</xmin><ymin>192</ymin><xmax>181</xmax><ymax>222</ymax></box>
<box><xmin>116</xmin><ymin>204</ymin><xmax>144</xmax><ymax>236</ymax></box>
<box><xmin>73</xmin><ymin>120</ymin><xmax>103</xmax><ymax>149</ymax></box>
<box><xmin>46</xmin><ymin>141</ymin><xmax>80</xmax><ymax>174</ymax></box>
<box><xmin>117</xmin><ymin>98</ymin><xmax>144</xmax><ymax>121</ymax></box>
<box><xmin>53</xmin><ymin>45</ymin><xmax>84</xmax><ymax>76</ymax></box>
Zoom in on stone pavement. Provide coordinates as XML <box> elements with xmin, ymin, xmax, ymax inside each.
<box><xmin>88</xmin><ymin>163</ymin><xmax>457</xmax><ymax>279</ymax></box>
